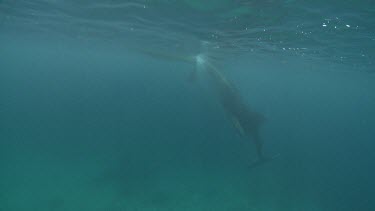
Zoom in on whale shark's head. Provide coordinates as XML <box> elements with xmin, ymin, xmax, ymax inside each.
<box><xmin>195</xmin><ymin>53</ymin><xmax>211</xmax><ymax>73</ymax></box>
<box><xmin>195</xmin><ymin>53</ymin><xmax>206</xmax><ymax>65</ymax></box>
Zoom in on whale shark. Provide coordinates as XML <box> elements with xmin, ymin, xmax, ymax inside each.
<box><xmin>195</xmin><ymin>55</ymin><xmax>267</xmax><ymax>161</ymax></box>
<box><xmin>142</xmin><ymin>49</ymin><xmax>275</xmax><ymax>164</ymax></box>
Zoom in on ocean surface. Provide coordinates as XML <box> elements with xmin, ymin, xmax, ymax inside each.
<box><xmin>1</xmin><ymin>1</ymin><xmax>375</xmax><ymax>211</ymax></box>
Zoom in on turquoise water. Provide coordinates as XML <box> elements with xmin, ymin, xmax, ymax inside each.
<box><xmin>1</xmin><ymin>1</ymin><xmax>375</xmax><ymax>211</ymax></box>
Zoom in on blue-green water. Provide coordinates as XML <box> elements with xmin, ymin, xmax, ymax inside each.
<box><xmin>1</xmin><ymin>1</ymin><xmax>375</xmax><ymax>211</ymax></box>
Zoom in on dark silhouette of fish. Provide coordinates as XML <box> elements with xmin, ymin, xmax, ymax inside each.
<box><xmin>140</xmin><ymin>50</ymin><xmax>276</xmax><ymax>165</ymax></box>
<box><xmin>201</xmin><ymin>59</ymin><xmax>266</xmax><ymax>161</ymax></box>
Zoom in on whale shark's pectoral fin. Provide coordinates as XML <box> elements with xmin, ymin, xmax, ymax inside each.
<box><xmin>231</xmin><ymin>116</ymin><xmax>245</xmax><ymax>137</ymax></box>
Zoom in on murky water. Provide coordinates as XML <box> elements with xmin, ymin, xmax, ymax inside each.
<box><xmin>1</xmin><ymin>1</ymin><xmax>375</xmax><ymax>210</ymax></box>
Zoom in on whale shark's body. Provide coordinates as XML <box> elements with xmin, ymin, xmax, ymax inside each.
<box><xmin>143</xmin><ymin>50</ymin><xmax>268</xmax><ymax>161</ymax></box>
<box><xmin>197</xmin><ymin>57</ymin><xmax>266</xmax><ymax>160</ymax></box>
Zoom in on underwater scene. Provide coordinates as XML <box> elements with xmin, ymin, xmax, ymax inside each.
<box><xmin>1</xmin><ymin>0</ymin><xmax>375</xmax><ymax>210</ymax></box>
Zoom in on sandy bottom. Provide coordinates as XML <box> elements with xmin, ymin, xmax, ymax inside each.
<box><xmin>0</xmin><ymin>146</ymin><xmax>323</xmax><ymax>211</ymax></box>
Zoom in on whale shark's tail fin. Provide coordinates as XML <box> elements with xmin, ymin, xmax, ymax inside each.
<box><xmin>248</xmin><ymin>154</ymin><xmax>280</xmax><ymax>169</ymax></box>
